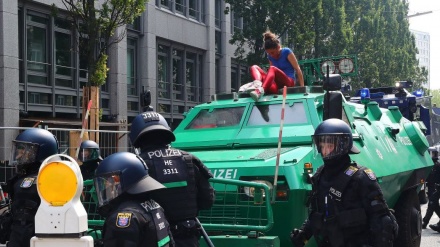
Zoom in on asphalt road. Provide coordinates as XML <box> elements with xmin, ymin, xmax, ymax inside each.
<box><xmin>0</xmin><ymin>203</ymin><xmax>439</xmax><ymax>246</ymax></box>
<box><xmin>421</xmin><ymin>202</ymin><xmax>440</xmax><ymax>246</ymax></box>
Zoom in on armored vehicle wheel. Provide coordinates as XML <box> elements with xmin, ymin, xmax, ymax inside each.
<box><xmin>393</xmin><ymin>189</ymin><xmax>422</xmax><ymax>247</ymax></box>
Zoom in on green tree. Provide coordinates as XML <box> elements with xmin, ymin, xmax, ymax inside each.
<box><xmin>55</xmin><ymin>0</ymin><xmax>147</xmax><ymax>142</ymax></box>
<box><xmin>224</xmin><ymin>0</ymin><xmax>316</xmax><ymax>65</ymax></box>
<box><xmin>430</xmin><ymin>89</ymin><xmax>440</xmax><ymax>108</ymax></box>
<box><xmin>59</xmin><ymin>0</ymin><xmax>148</xmax><ymax>87</ymax></box>
<box><xmin>226</xmin><ymin>0</ymin><xmax>421</xmax><ymax>91</ymax></box>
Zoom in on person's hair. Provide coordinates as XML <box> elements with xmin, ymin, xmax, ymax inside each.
<box><xmin>263</xmin><ymin>31</ymin><xmax>280</xmax><ymax>50</ymax></box>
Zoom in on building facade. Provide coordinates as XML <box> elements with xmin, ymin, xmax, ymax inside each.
<box><xmin>410</xmin><ymin>29</ymin><xmax>430</xmax><ymax>88</ymax></box>
<box><xmin>0</xmin><ymin>0</ymin><xmax>248</xmax><ymax>159</ymax></box>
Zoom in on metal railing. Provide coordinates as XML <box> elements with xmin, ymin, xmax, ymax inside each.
<box><xmin>199</xmin><ymin>178</ymin><xmax>274</xmax><ymax>233</ymax></box>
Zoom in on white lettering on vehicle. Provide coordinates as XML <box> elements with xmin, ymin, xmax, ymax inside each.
<box><xmin>213</xmin><ymin>169</ymin><xmax>238</xmax><ymax>179</ymax></box>
<box><xmin>398</xmin><ymin>136</ymin><xmax>412</xmax><ymax>146</ymax></box>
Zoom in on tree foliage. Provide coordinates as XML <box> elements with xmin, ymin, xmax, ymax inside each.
<box><xmin>430</xmin><ymin>89</ymin><xmax>440</xmax><ymax>107</ymax></box>
<box><xmin>58</xmin><ymin>0</ymin><xmax>148</xmax><ymax>86</ymax></box>
<box><xmin>225</xmin><ymin>0</ymin><xmax>425</xmax><ymax>91</ymax></box>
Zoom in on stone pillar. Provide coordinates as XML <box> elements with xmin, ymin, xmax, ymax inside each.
<box><xmin>0</xmin><ymin>1</ymin><xmax>20</xmax><ymax>161</ymax></box>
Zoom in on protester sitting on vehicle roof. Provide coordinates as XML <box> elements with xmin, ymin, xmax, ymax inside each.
<box><xmin>247</xmin><ymin>30</ymin><xmax>304</xmax><ymax>102</ymax></box>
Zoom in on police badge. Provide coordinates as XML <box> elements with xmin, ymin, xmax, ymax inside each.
<box><xmin>116</xmin><ymin>213</ymin><xmax>132</xmax><ymax>228</ymax></box>
<box><xmin>363</xmin><ymin>169</ymin><xmax>377</xmax><ymax>180</ymax></box>
<box><xmin>20</xmin><ymin>177</ymin><xmax>35</xmax><ymax>188</ymax></box>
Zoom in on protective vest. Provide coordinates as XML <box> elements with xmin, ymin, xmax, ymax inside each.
<box><xmin>140</xmin><ymin>147</ymin><xmax>198</xmax><ymax>222</ymax></box>
<box><xmin>309</xmin><ymin>164</ymin><xmax>369</xmax><ymax>246</ymax></box>
<box><xmin>10</xmin><ymin>174</ymin><xmax>40</xmax><ymax>224</ymax></box>
<box><xmin>102</xmin><ymin>200</ymin><xmax>172</xmax><ymax>247</ymax></box>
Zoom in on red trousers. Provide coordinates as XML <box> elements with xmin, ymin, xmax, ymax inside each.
<box><xmin>250</xmin><ymin>65</ymin><xmax>295</xmax><ymax>94</ymax></box>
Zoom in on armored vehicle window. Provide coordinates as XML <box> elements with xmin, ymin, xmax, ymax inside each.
<box><xmin>186</xmin><ymin>107</ymin><xmax>245</xmax><ymax>129</ymax></box>
<box><xmin>247</xmin><ymin>102</ymin><xmax>307</xmax><ymax>126</ymax></box>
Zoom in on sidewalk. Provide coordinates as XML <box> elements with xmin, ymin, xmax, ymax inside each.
<box><xmin>420</xmin><ymin>202</ymin><xmax>440</xmax><ymax>246</ymax></box>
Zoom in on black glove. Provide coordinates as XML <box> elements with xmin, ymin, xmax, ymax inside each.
<box><xmin>290</xmin><ymin>228</ymin><xmax>307</xmax><ymax>247</ymax></box>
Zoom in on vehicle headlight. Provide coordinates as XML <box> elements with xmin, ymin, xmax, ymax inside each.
<box><xmin>243</xmin><ymin>180</ymin><xmax>273</xmax><ymax>198</ymax></box>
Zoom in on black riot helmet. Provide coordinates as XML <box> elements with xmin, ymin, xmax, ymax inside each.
<box><xmin>94</xmin><ymin>152</ymin><xmax>165</xmax><ymax>208</ymax></box>
<box><xmin>78</xmin><ymin>140</ymin><xmax>102</xmax><ymax>162</ymax></box>
<box><xmin>312</xmin><ymin>118</ymin><xmax>360</xmax><ymax>161</ymax></box>
<box><xmin>10</xmin><ymin>128</ymin><xmax>59</xmax><ymax>172</ymax></box>
<box><xmin>129</xmin><ymin>111</ymin><xmax>176</xmax><ymax>148</ymax></box>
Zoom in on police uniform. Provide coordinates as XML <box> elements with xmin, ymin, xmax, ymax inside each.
<box><xmin>291</xmin><ymin>119</ymin><xmax>397</xmax><ymax>247</ymax></box>
<box><xmin>423</xmin><ymin>158</ymin><xmax>440</xmax><ymax>230</ymax></box>
<box><xmin>94</xmin><ymin>152</ymin><xmax>173</xmax><ymax>247</ymax></box>
<box><xmin>102</xmin><ymin>199</ymin><xmax>173</xmax><ymax>247</ymax></box>
<box><xmin>4</xmin><ymin>128</ymin><xmax>59</xmax><ymax>247</ymax></box>
<box><xmin>6</xmin><ymin>173</ymin><xmax>40</xmax><ymax>247</ymax></box>
<box><xmin>298</xmin><ymin>155</ymin><xmax>397</xmax><ymax>247</ymax></box>
<box><xmin>80</xmin><ymin>160</ymin><xmax>99</xmax><ymax>180</ymax></box>
<box><xmin>139</xmin><ymin>146</ymin><xmax>214</xmax><ymax>247</ymax></box>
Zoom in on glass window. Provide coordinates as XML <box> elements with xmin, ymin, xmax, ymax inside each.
<box><xmin>175</xmin><ymin>0</ymin><xmax>185</xmax><ymax>14</ymax></box>
<box><xmin>159</xmin><ymin>0</ymin><xmax>171</xmax><ymax>9</ymax></box>
<box><xmin>127</xmin><ymin>16</ymin><xmax>141</xmax><ymax>31</ymax></box>
<box><xmin>28</xmin><ymin>92</ymin><xmax>51</xmax><ymax>104</ymax></box>
<box><xmin>55</xmin><ymin>31</ymin><xmax>73</xmax><ymax>87</ymax></box>
<box><xmin>189</xmin><ymin>0</ymin><xmax>198</xmax><ymax>19</ymax></box>
<box><xmin>215</xmin><ymin>0</ymin><xmax>221</xmax><ymax>28</ymax></box>
<box><xmin>102</xmin><ymin>99</ymin><xmax>110</xmax><ymax>109</ymax></box>
<box><xmin>56</xmin><ymin>95</ymin><xmax>77</xmax><ymax>106</ymax></box>
<box><xmin>231</xmin><ymin>65</ymin><xmax>238</xmax><ymax>92</ymax></box>
<box><xmin>158</xmin><ymin>103</ymin><xmax>171</xmax><ymax>113</ymax></box>
<box><xmin>173</xmin><ymin>49</ymin><xmax>184</xmax><ymax>100</ymax></box>
<box><xmin>186</xmin><ymin>107</ymin><xmax>246</xmax><ymax>129</ymax></box>
<box><xmin>186</xmin><ymin>52</ymin><xmax>196</xmax><ymax>101</ymax></box>
<box><xmin>157</xmin><ymin>42</ymin><xmax>203</xmax><ymax>117</ymax></box>
<box><xmin>127</xmin><ymin>101</ymin><xmax>139</xmax><ymax>111</ymax></box>
<box><xmin>158</xmin><ymin>45</ymin><xmax>170</xmax><ymax>99</ymax></box>
<box><xmin>215</xmin><ymin>31</ymin><xmax>221</xmax><ymax>54</ymax></box>
<box><xmin>247</xmin><ymin>103</ymin><xmax>308</xmax><ymax>126</ymax></box>
<box><xmin>55</xmin><ymin>18</ymin><xmax>72</xmax><ymax>29</ymax></box>
<box><xmin>127</xmin><ymin>38</ymin><xmax>137</xmax><ymax>96</ymax></box>
<box><xmin>79</xmin><ymin>37</ymin><xmax>89</xmax><ymax>87</ymax></box>
<box><xmin>27</xmin><ymin>22</ymin><xmax>48</xmax><ymax>85</ymax></box>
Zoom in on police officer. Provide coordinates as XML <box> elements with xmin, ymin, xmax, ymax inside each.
<box><xmin>78</xmin><ymin>140</ymin><xmax>102</xmax><ymax>180</ymax></box>
<box><xmin>423</xmin><ymin>146</ymin><xmax>440</xmax><ymax>232</ymax></box>
<box><xmin>290</xmin><ymin>119</ymin><xmax>398</xmax><ymax>247</ymax></box>
<box><xmin>129</xmin><ymin>111</ymin><xmax>215</xmax><ymax>247</ymax></box>
<box><xmin>94</xmin><ymin>152</ymin><xmax>174</xmax><ymax>247</ymax></box>
<box><xmin>5</xmin><ymin>128</ymin><xmax>59</xmax><ymax>247</ymax></box>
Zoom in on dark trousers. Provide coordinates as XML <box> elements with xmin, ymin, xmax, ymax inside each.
<box><xmin>7</xmin><ymin>222</ymin><xmax>34</xmax><ymax>247</ymax></box>
<box><xmin>423</xmin><ymin>190</ymin><xmax>440</xmax><ymax>224</ymax></box>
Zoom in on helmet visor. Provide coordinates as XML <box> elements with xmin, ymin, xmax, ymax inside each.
<box><xmin>79</xmin><ymin>148</ymin><xmax>100</xmax><ymax>162</ymax></box>
<box><xmin>10</xmin><ymin>141</ymin><xmax>39</xmax><ymax>167</ymax></box>
<box><xmin>312</xmin><ymin>134</ymin><xmax>351</xmax><ymax>160</ymax></box>
<box><xmin>94</xmin><ymin>172</ymin><xmax>123</xmax><ymax>207</ymax></box>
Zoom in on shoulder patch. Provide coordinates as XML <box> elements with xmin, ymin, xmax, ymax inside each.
<box><xmin>116</xmin><ymin>212</ymin><xmax>132</xmax><ymax>228</ymax></box>
<box><xmin>21</xmin><ymin>177</ymin><xmax>35</xmax><ymax>188</ymax></box>
<box><xmin>344</xmin><ymin>166</ymin><xmax>359</xmax><ymax>176</ymax></box>
<box><xmin>363</xmin><ymin>169</ymin><xmax>377</xmax><ymax>180</ymax></box>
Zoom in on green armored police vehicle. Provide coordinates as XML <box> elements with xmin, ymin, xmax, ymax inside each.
<box><xmin>171</xmin><ymin>74</ymin><xmax>432</xmax><ymax>247</ymax></box>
